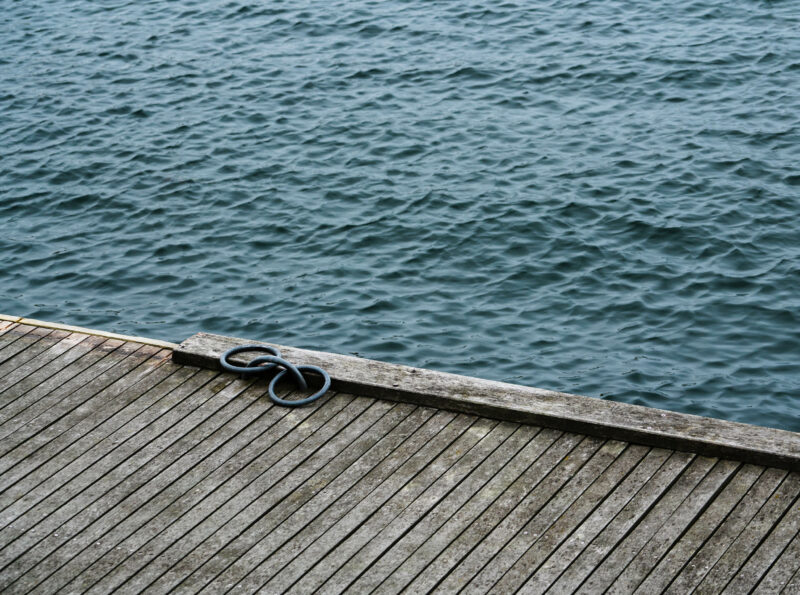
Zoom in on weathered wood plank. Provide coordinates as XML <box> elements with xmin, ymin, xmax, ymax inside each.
<box><xmin>722</xmin><ymin>484</ymin><xmax>800</xmax><ymax>593</ymax></box>
<box><xmin>349</xmin><ymin>424</ymin><xmax>542</xmax><ymax>594</ymax></box>
<box><xmin>605</xmin><ymin>459</ymin><xmax>740</xmax><ymax>593</ymax></box>
<box><xmin>175</xmin><ymin>332</ymin><xmax>800</xmax><ymax>470</ymax></box>
<box><xmin>255</xmin><ymin>412</ymin><xmax>478</xmax><ymax>593</ymax></box>
<box><xmin>36</xmin><ymin>386</ymin><xmax>314</xmax><ymax>595</ymax></box>
<box><xmin>82</xmin><ymin>394</ymin><xmax>367</xmax><ymax>594</ymax></box>
<box><xmin>665</xmin><ymin>466</ymin><xmax>788</xmax><ymax>594</ymax></box>
<box><xmin>520</xmin><ymin>447</ymin><xmax>674</xmax><ymax>594</ymax></box>
<box><xmin>465</xmin><ymin>441</ymin><xmax>632</xmax><ymax>593</ymax></box>
<box><xmin>0</xmin><ymin>355</ymin><xmax>190</xmax><ymax>506</ymax></box>
<box><xmin>577</xmin><ymin>455</ymin><xmax>719</xmax><ymax>593</ymax></box>
<box><xmin>265</xmin><ymin>416</ymin><xmax>496</xmax><ymax>594</ymax></box>
<box><xmin>11</xmin><ymin>377</ymin><xmax>276</xmax><ymax>594</ymax></box>
<box><xmin>219</xmin><ymin>408</ymin><xmax>461</xmax><ymax>594</ymax></box>
<box><xmin>695</xmin><ymin>472</ymin><xmax>800</xmax><ymax>593</ymax></box>
<box><xmin>753</xmin><ymin>528</ymin><xmax>800</xmax><ymax>593</ymax></box>
<box><xmin>0</xmin><ymin>327</ymin><xmax>62</xmax><ymax>380</ymax></box>
<box><xmin>402</xmin><ymin>431</ymin><xmax>588</xmax><ymax>593</ymax></box>
<box><xmin>634</xmin><ymin>464</ymin><xmax>764</xmax><ymax>593</ymax></box>
<box><xmin>0</xmin><ymin>331</ymin><xmax>87</xmax><ymax>400</ymax></box>
<box><xmin>496</xmin><ymin>444</ymin><xmax>649</xmax><ymax>593</ymax></box>
<box><xmin>0</xmin><ymin>336</ymin><xmax>118</xmax><ymax>442</ymax></box>
<box><xmin>0</xmin><ymin>325</ymin><xmax>46</xmax><ymax>359</ymax></box>
<box><xmin>0</xmin><ymin>343</ymin><xmax>182</xmax><ymax>484</ymax></box>
<box><xmin>0</xmin><ymin>346</ymin><xmax>168</xmax><ymax>506</ymax></box>
<box><xmin>428</xmin><ymin>435</ymin><xmax>605</xmax><ymax>593</ymax></box>
<box><xmin>0</xmin><ymin>351</ymin><xmax>178</xmax><ymax>564</ymax></box>
<box><xmin>142</xmin><ymin>399</ymin><xmax>412</xmax><ymax>594</ymax></box>
<box><xmin>550</xmin><ymin>450</ymin><xmax>694</xmax><ymax>593</ymax></box>
<box><xmin>373</xmin><ymin>427</ymin><xmax>560</xmax><ymax>594</ymax></box>
<box><xmin>317</xmin><ymin>421</ymin><xmax>517</xmax><ymax>594</ymax></box>
<box><xmin>171</xmin><ymin>402</ymin><xmax>422</xmax><ymax>593</ymax></box>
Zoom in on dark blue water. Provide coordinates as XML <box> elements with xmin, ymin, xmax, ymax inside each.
<box><xmin>2</xmin><ymin>1</ymin><xmax>799</xmax><ymax>430</ymax></box>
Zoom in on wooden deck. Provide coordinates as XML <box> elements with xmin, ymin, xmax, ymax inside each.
<box><xmin>0</xmin><ymin>317</ymin><xmax>799</xmax><ymax>594</ymax></box>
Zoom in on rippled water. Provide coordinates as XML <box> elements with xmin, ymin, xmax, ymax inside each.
<box><xmin>2</xmin><ymin>1</ymin><xmax>799</xmax><ymax>430</ymax></box>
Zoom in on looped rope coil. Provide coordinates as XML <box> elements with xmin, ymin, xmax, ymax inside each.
<box><xmin>219</xmin><ymin>345</ymin><xmax>330</xmax><ymax>407</ymax></box>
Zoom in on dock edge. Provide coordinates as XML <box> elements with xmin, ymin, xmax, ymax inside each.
<box><xmin>174</xmin><ymin>332</ymin><xmax>800</xmax><ymax>471</ymax></box>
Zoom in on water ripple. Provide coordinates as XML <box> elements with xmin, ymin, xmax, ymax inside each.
<box><xmin>2</xmin><ymin>0</ymin><xmax>799</xmax><ymax>430</ymax></box>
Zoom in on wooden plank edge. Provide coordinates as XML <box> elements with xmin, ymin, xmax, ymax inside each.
<box><xmin>1</xmin><ymin>315</ymin><xmax>179</xmax><ymax>350</ymax></box>
<box><xmin>173</xmin><ymin>332</ymin><xmax>800</xmax><ymax>471</ymax></box>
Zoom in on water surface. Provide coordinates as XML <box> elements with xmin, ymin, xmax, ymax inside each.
<box><xmin>2</xmin><ymin>0</ymin><xmax>799</xmax><ymax>429</ymax></box>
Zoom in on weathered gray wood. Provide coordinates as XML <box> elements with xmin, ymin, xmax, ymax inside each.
<box><xmin>0</xmin><ymin>346</ymin><xmax>170</xmax><ymax>513</ymax></box>
<box><xmin>38</xmin><ymin>386</ymin><xmax>314</xmax><ymax>595</ymax></box>
<box><xmin>495</xmin><ymin>444</ymin><xmax>649</xmax><ymax>593</ymax></box>
<box><xmin>142</xmin><ymin>399</ymin><xmax>413</xmax><ymax>594</ymax></box>
<box><xmin>550</xmin><ymin>450</ymin><xmax>694</xmax><ymax>593</ymax></box>
<box><xmin>219</xmin><ymin>408</ymin><xmax>460</xmax><ymax>594</ymax></box>
<box><xmin>0</xmin><ymin>325</ymin><xmax>49</xmax><ymax>367</ymax></box>
<box><xmin>0</xmin><ymin>323</ymin><xmax>24</xmax><ymax>347</ymax></box>
<box><xmin>349</xmin><ymin>424</ymin><xmax>542</xmax><ymax>594</ymax></box>
<box><xmin>428</xmin><ymin>435</ymin><xmax>605</xmax><ymax>593</ymax></box>
<box><xmin>402</xmin><ymin>431</ymin><xmax>589</xmax><ymax>593</ymax></box>
<box><xmin>722</xmin><ymin>481</ymin><xmax>800</xmax><ymax>593</ymax></box>
<box><xmin>577</xmin><ymin>455</ymin><xmax>719</xmax><ymax>593</ymax></box>
<box><xmin>634</xmin><ymin>464</ymin><xmax>764</xmax><ymax>593</ymax></box>
<box><xmin>605</xmin><ymin>459</ymin><xmax>740</xmax><ymax>593</ymax></box>
<box><xmin>520</xmin><ymin>447</ymin><xmax>674</xmax><ymax>594</ymax></box>
<box><xmin>375</xmin><ymin>427</ymin><xmax>561</xmax><ymax>594</ymax></box>
<box><xmin>753</xmin><ymin>528</ymin><xmax>800</xmax><ymax>593</ymax></box>
<box><xmin>0</xmin><ymin>335</ymin><xmax>119</xmax><ymax>442</ymax></box>
<box><xmin>175</xmin><ymin>332</ymin><xmax>800</xmax><ymax>471</ymax></box>
<box><xmin>665</xmin><ymin>466</ymin><xmax>787</xmax><ymax>594</ymax></box>
<box><xmin>0</xmin><ymin>344</ymin><xmax>186</xmax><ymax>486</ymax></box>
<box><xmin>317</xmin><ymin>420</ymin><xmax>515</xmax><ymax>594</ymax></box>
<box><xmin>465</xmin><ymin>441</ymin><xmax>632</xmax><ymax>593</ymax></box>
<box><xmin>695</xmin><ymin>472</ymin><xmax>800</xmax><ymax>593</ymax></box>
<box><xmin>0</xmin><ymin>370</ymin><xmax>245</xmax><ymax>586</ymax></box>
<box><xmin>265</xmin><ymin>415</ymin><xmax>496</xmax><ymax>594</ymax></box>
<box><xmin>82</xmin><ymin>394</ymin><xmax>367</xmax><ymax>594</ymax></box>
<box><xmin>175</xmin><ymin>401</ymin><xmax>422</xmax><ymax>593</ymax></box>
<box><xmin>11</xmin><ymin>377</ymin><xmax>277</xmax><ymax>594</ymax></box>
<box><xmin>0</xmin><ymin>327</ymin><xmax>64</xmax><ymax>384</ymax></box>
<box><xmin>256</xmin><ymin>412</ymin><xmax>478</xmax><ymax>593</ymax></box>
<box><xmin>0</xmin><ymin>357</ymin><xmax>193</xmax><ymax>510</ymax></box>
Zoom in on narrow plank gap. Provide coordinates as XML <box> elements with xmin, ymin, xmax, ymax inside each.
<box><xmin>753</xmin><ymin>528</ymin><xmax>800</xmax><ymax>593</ymax></box>
<box><xmin>349</xmin><ymin>424</ymin><xmax>542</xmax><ymax>594</ymax></box>
<box><xmin>175</xmin><ymin>402</ymin><xmax>422</xmax><ymax>593</ymax></box>
<box><xmin>695</xmin><ymin>472</ymin><xmax>800</xmax><ymax>592</ymax></box>
<box><xmin>634</xmin><ymin>463</ymin><xmax>764</xmax><ymax>593</ymax></box>
<box><xmin>430</xmin><ymin>435</ymin><xmax>605</xmax><ymax>593</ymax></box>
<box><xmin>43</xmin><ymin>387</ymin><xmax>320</xmax><ymax>595</ymax></box>
<box><xmin>224</xmin><ymin>408</ymin><xmax>462</xmax><ymax>594</ymax></box>
<box><xmin>665</xmin><ymin>466</ymin><xmax>788</xmax><ymax>594</ymax></box>
<box><xmin>521</xmin><ymin>447</ymin><xmax>674</xmax><ymax>594</ymax></box>
<box><xmin>256</xmin><ymin>413</ymin><xmax>479</xmax><ymax>594</ymax></box>
<box><xmin>0</xmin><ymin>326</ymin><xmax>52</xmax><ymax>369</ymax></box>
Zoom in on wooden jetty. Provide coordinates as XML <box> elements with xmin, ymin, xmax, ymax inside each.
<box><xmin>0</xmin><ymin>314</ymin><xmax>798</xmax><ymax>594</ymax></box>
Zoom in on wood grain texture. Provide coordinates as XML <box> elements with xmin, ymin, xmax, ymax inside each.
<box><xmin>0</xmin><ymin>324</ymin><xmax>799</xmax><ymax>594</ymax></box>
<box><xmin>174</xmin><ymin>332</ymin><xmax>800</xmax><ymax>470</ymax></box>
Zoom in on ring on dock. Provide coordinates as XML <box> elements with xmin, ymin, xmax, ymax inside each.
<box><xmin>219</xmin><ymin>345</ymin><xmax>330</xmax><ymax>407</ymax></box>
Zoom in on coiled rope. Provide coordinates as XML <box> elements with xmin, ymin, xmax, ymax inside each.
<box><xmin>219</xmin><ymin>345</ymin><xmax>330</xmax><ymax>407</ymax></box>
